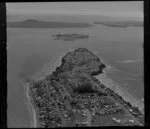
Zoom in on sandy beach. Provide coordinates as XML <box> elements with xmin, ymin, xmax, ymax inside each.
<box><xmin>22</xmin><ymin>81</ymin><xmax>37</xmax><ymax>128</ymax></box>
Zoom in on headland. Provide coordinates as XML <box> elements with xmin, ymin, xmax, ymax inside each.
<box><xmin>26</xmin><ymin>48</ymin><xmax>144</xmax><ymax>127</ymax></box>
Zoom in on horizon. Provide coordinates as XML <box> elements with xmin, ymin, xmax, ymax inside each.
<box><xmin>7</xmin><ymin>2</ymin><xmax>143</xmax><ymax>21</ymax></box>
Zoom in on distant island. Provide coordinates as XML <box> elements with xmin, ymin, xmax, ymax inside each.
<box><xmin>25</xmin><ymin>48</ymin><xmax>144</xmax><ymax>127</ymax></box>
<box><xmin>52</xmin><ymin>34</ymin><xmax>89</xmax><ymax>41</ymax></box>
<box><xmin>7</xmin><ymin>19</ymin><xmax>93</xmax><ymax>28</ymax></box>
<box><xmin>94</xmin><ymin>21</ymin><xmax>143</xmax><ymax>28</ymax></box>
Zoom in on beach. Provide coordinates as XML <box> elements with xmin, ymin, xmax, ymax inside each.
<box><xmin>22</xmin><ymin>81</ymin><xmax>37</xmax><ymax>128</ymax></box>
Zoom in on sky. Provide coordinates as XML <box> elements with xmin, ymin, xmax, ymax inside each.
<box><xmin>6</xmin><ymin>2</ymin><xmax>143</xmax><ymax>18</ymax></box>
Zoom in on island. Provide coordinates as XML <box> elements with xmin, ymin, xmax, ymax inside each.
<box><xmin>26</xmin><ymin>48</ymin><xmax>144</xmax><ymax>127</ymax></box>
<box><xmin>52</xmin><ymin>34</ymin><xmax>89</xmax><ymax>41</ymax></box>
<box><xmin>94</xmin><ymin>21</ymin><xmax>143</xmax><ymax>28</ymax></box>
<box><xmin>7</xmin><ymin>19</ymin><xmax>93</xmax><ymax>28</ymax></box>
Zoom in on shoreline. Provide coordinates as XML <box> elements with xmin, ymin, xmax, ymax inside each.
<box><xmin>22</xmin><ymin>80</ymin><xmax>37</xmax><ymax>128</ymax></box>
<box><xmin>30</xmin><ymin>51</ymin><xmax>69</xmax><ymax>81</ymax></box>
<box><xmin>22</xmin><ymin>49</ymin><xmax>144</xmax><ymax>127</ymax></box>
<box><xmin>94</xmin><ymin>67</ymin><xmax>144</xmax><ymax>114</ymax></box>
<box><xmin>91</xmin><ymin>55</ymin><xmax>144</xmax><ymax>114</ymax></box>
<box><xmin>21</xmin><ymin>51</ymin><xmax>71</xmax><ymax>127</ymax></box>
<box><xmin>27</xmin><ymin>51</ymin><xmax>144</xmax><ymax>113</ymax></box>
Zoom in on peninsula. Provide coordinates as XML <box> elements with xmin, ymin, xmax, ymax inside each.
<box><xmin>27</xmin><ymin>48</ymin><xmax>144</xmax><ymax>127</ymax></box>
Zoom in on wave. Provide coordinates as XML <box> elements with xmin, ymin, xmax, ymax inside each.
<box><xmin>116</xmin><ymin>60</ymin><xmax>142</xmax><ymax>64</ymax></box>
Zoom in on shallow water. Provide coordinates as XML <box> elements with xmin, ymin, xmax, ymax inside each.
<box><xmin>7</xmin><ymin>25</ymin><xmax>143</xmax><ymax>127</ymax></box>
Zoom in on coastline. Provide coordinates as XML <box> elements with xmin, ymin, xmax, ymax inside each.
<box><xmin>22</xmin><ymin>49</ymin><xmax>144</xmax><ymax>127</ymax></box>
<box><xmin>30</xmin><ymin>51</ymin><xmax>68</xmax><ymax>81</ymax></box>
<box><xmin>94</xmin><ymin>22</ymin><xmax>143</xmax><ymax>28</ymax></box>
<box><xmin>92</xmin><ymin>55</ymin><xmax>144</xmax><ymax>114</ymax></box>
<box><xmin>21</xmin><ymin>51</ymin><xmax>70</xmax><ymax>127</ymax></box>
<box><xmin>27</xmin><ymin>52</ymin><xmax>144</xmax><ymax>111</ymax></box>
<box><xmin>22</xmin><ymin>80</ymin><xmax>37</xmax><ymax>128</ymax></box>
<box><xmin>95</xmin><ymin>66</ymin><xmax>144</xmax><ymax>114</ymax></box>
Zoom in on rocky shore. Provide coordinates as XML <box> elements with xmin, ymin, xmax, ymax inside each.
<box><xmin>26</xmin><ymin>48</ymin><xmax>144</xmax><ymax>127</ymax></box>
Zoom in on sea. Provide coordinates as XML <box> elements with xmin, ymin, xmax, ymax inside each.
<box><xmin>7</xmin><ymin>24</ymin><xmax>143</xmax><ymax>127</ymax></box>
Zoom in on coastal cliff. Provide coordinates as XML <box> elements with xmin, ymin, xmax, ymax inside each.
<box><xmin>27</xmin><ymin>48</ymin><xmax>144</xmax><ymax>127</ymax></box>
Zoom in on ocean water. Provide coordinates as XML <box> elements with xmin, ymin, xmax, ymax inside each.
<box><xmin>7</xmin><ymin>25</ymin><xmax>143</xmax><ymax>127</ymax></box>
